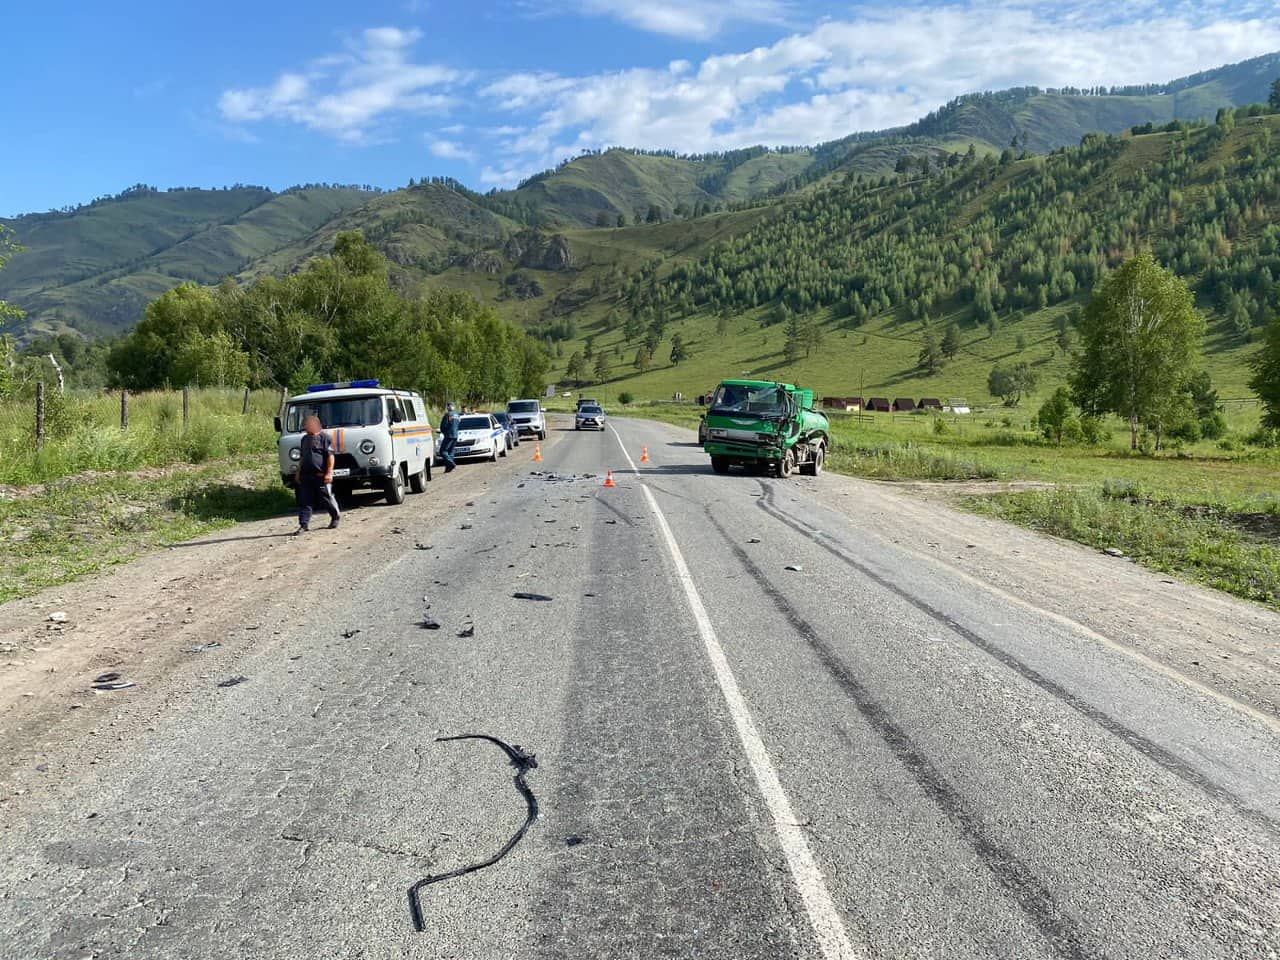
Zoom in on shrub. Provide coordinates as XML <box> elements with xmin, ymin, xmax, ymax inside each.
<box><xmin>618</xmin><ymin>391</ymin><xmax>634</xmax><ymax>405</ymax></box>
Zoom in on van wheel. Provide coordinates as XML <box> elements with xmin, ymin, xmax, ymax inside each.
<box><xmin>384</xmin><ymin>468</ymin><xmax>406</xmax><ymax>505</ymax></box>
<box><xmin>409</xmin><ymin>465</ymin><xmax>427</xmax><ymax>494</ymax></box>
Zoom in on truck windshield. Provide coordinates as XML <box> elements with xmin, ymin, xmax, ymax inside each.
<box><xmin>710</xmin><ymin>384</ymin><xmax>786</xmax><ymax>416</ymax></box>
<box><xmin>508</xmin><ymin>401</ymin><xmax>539</xmax><ymax>414</ymax></box>
<box><xmin>286</xmin><ymin>396</ymin><xmax>384</xmax><ymax>432</ymax></box>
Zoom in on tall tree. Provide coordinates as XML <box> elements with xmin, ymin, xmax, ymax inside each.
<box><xmin>593</xmin><ymin>352</ymin><xmax>611</xmax><ymax>384</ymax></box>
<box><xmin>988</xmin><ymin>361</ymin><xmax>1038</xmax><ymax>406</ymax></box>
<box><xmin>941</xmin><ymin>323</ymin><xmax>961</xmax><ymax>359</ymax></box>
<box><xmin>1070</xmin><ymin>254</ymin><xmax>1204</xmax><ymax>449</ymax></box>
<box><xmin>1270</xmin><ymin>78</ymin><xmax>1280</xmax><ymax>110</ymax></box>
<box><xmin>918</xmin><ymin>331</ymin><xmax>941</xmax><ymax>373</ymax></box>
<box><xmin>1250</xmin><ymin>312</ymin><xmax>1280</xmax><ymax>430</ymax></box>
<box><xmin>564</xmin><ymin>351</ymin><xmax>584</xmax><ymax>384</ymax></box>
<box><xmin>669</xmin><ymin>334</ymin><xmax>690</xmax><ymax>365</ymax></box>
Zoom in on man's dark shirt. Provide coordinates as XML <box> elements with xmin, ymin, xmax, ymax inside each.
<box><xmin>440</xmin><ymin>411</ymin><xmax>460</xmax><ymax>439</ymax></box>
<box><xmin>299</xmin><ymin>431</ymin><xmax>335</xmax><ymax>478</ymax></box>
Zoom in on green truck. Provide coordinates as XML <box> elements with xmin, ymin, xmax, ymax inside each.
<box><xmin>702</xmin><ymin>379</ymin><xmax>831</xmax><ymax>477</ymax></box>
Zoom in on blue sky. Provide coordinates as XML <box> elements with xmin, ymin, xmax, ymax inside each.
<box><xmin>3</xmin><ymin>0</ymin><xmax>1279</xmax><ymax>216</ymax></box>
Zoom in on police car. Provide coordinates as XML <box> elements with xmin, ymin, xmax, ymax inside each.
<box><xmin>446</xmin><ymin>413</ymin><xmax>508</xmax><ymax>463</ymax></box>
<box><xmin>276</xmin><ymin>380</ymin><xmax>433</xmax><ymax>505</ymax></box>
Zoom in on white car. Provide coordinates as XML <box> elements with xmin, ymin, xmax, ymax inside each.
<box><xmin>507</xmin><ymin>399</ymin><xmax>547</xmax><ymax>440</ymax></box>
<box><xmin>275</xmin><ymin>379</ymin><xmax>433</xmax><ymax>505</ymax></box>
<box><xmin>446</xmin><ymin>413</ymin><xmax>508</xmax><ymax>463</ymax></box>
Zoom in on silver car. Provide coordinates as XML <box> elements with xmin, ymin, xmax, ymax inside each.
<box><xmin>575</xmin><ymin>405</ymin><xmax>606</xmax><ymax>431</ymax></box>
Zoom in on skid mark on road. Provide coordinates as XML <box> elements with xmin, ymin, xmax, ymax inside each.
<box><xmin>755</xmin><ymin>482</ymin><xmax>1280</xmax><ymax>839</ymax></box>
<box><xmin>705</xmin><ymin>508</ymin><xmax>1103</xmax><ymax>960</ymax></box>
<box><xmin>611</xmin><ymin>424</ymin><xmax>862</xmax><ymax>960</ymax></box>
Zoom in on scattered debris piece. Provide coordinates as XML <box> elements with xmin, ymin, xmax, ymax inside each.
<box><xmin>217</xmin><ymin>676</ymin><xmax>249</xmax><ymax>688</ymax></box>
<box><xmin>1103</xmin><ymin>547</ymin><xmax>1126</xmax><ymax>558</ymax></box>
<box><xmin>466</xmin><ymin>501</ymin><xmax>475</xmax><ymax>506</ymax></box>
<box><xmin>187</xmin><ymin>641</ymin><xmax>222</xmax><ymax>653</ymax></box>
<box><xmin>513</xmin><ymin>592</ymin><xmax>553</xmax><ymax>602</ymax></box>
<box><xmin>460</xmin><ymin>524</ymin><xmax>473</xmax><ymax>530</ymax></box>
<box><xmin>604</xmin><ymin>519</ymin><xmax>617</xmax><ymax>525</ymax></box>
<box><xmin>784</xmin><ymin>564</ymin><xmax>803</xmax><ymax>572</ymax></box>
<box><xmin>457</xmin><ymin>625</ymin><xmax>475</xmax><ymax>639</ymax></box>
<box><xmin>414</xmin><ymin>543</ymin><xmax>433</xmax><ymax>550</ymax></box>
<box><xmin>422</xmin><ymin>617</ymin><xmax>441</xmax><ymax>630</ymax></box>
<box><xmin>47</xmin><ymin>612</ymin><xmax>68</xmax><ymax>623</ymax></box>
<box><xmin>91</xmin><ymin>671</ymin><xmax>136</xmax><ymax>691</ymax></box>
<box><xmin>341</xmin><ymin>629</ymin><xmax>361</xmax><ymax>639</ymax></box>
<box><xmin>391</xmin><ymin>527</ymin><xmax>406</xmax><ymax>535</ymax></box>
<box><xmin>565</xmin><ymin>835</ymin><xmax>584</xmax><ymax>847</ymax></box>
<box><xmin>748</xmin><ymin>538</ymin><xmax>761</xmax><ymax>544</ymax></box>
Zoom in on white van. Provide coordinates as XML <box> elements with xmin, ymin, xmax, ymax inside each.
<box><xmin>276</xmin><ymin>379</ymin><xmax>433</xmax><ymax>505</ymax></box>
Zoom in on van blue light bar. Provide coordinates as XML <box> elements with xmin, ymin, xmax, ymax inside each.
<box><xmin>306</xmin><ymin>379</ymin><xmax>381</xmax><ymax>392</ymax></box>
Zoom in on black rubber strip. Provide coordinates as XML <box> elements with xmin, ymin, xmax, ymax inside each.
<box><xmin>407</xmin><ymin>734</ymin><xmax>539</xmax><ymax>932</ymax></box>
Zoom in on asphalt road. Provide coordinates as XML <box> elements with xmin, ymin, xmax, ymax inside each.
<box><xmin>3</xmin><ymin>416</ymin><xmax>1279</xmax><ymax>960</ymax></box>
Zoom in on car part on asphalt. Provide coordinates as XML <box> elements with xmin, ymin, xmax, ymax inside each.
<box><xmin>407</xmin><ymin>734</ymin><xmax>538</xmax><ymax>932</ymax></box>
<box><xmin>512</xmin><ymin>593</ymin><xmax>553</xmax><ymax>601</ymax></box>
<box><xmin>216</xmin><ymin>676</ymin><xmax>249</xmax><ymax>688</ymax></box>
<box><xmin>422</xmin><ymin>617</ymin><xmax>441</xmax><ymax>630</ymax></box>
<box><xmin>91</xmin><ymin>672</ymin><xmax>137</xmax><ymax>691</ymax></box>
<box><xmin>186</xmin><ymin>642</ymin><xmax>222</xmax><ymax>653</ymax></box>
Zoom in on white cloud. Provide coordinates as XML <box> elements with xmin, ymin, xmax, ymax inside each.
<box><xmin>563</xmin><ymin>0</ymin><xmax>791</xmax><ymax>39</ymax></box>
<box><xmin>219</xmin><ymin>27</ymin><xmax>462</xmax><ymax>141</ymax></box>
<box><xmin>428</xmin><ymin>138</ymin><xmax>474</xmax><ymax>159</ymax></box>
<box><xmin>476</xmin><ymin>3</ymin><xmax>1280</xmax><ymax>183</ymax></box>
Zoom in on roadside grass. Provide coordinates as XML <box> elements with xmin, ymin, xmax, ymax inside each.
<box><xmin>0</xmin><ymin>388</ymin><xmax>280</xmax><ymax>486</ymax></box>
<box><xmin>966</xmin><ymin>487</ymin><xmax>1280</xmax><ymax>610</ymax></box>
<box><xmin>0</xmin><ymin>457</ymin><xmax>292</xmax><ymax>603</ymax></box>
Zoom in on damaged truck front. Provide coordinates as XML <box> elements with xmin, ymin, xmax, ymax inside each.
<box><xmin>702</xmin><ymin>379</ymin><xmax>830</xmax><ymax>478</ymax></box>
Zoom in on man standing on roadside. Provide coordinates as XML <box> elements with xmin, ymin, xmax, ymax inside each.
<box><xmin>438</xmin><ymin>402</ymin><xmax>460</xmax><ymax>473</ymax></box>
<box><xmin>295</xmin><ymin>415</ymin><xmax>340</xmax><ymax>534</ymax></box>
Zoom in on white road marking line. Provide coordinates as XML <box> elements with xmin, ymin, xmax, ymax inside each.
<box><xmin>610</xmin><ymin>424</ymin><xmax>861</xmax><ymax>960</ymax></box>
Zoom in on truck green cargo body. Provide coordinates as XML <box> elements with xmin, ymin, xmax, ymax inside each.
<box><xmin>703</xmin><ymin>379</ymin><xmax>831</xmax><ymax>478</ymax></box>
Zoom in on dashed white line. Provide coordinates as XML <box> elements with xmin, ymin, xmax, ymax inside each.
<box><xmin>609</xmin><ymin>423</ymin><xmax>861</xmax><ymax>960</ymax></box>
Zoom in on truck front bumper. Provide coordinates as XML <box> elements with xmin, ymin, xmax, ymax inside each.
<box><xmin>705</xmin><ymin>440</ymin><xmax>781</xmax><ymax>461</ymax></box>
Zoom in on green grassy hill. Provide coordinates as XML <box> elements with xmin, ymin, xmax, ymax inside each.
<box><xmin>1</xmin><ymin>185</ymin><xmax>375</xmax><ymax>338</ymax></box>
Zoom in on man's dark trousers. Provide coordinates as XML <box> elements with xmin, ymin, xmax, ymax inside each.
<box><xmin>438</xmin><ymin>436</ymin><xmax>457</xmax><ymax>470</ymax></box>
<box><xmin>297</xmin><ymin>477</ymin><xmax>340</xmax><ymax>528</ymax></box>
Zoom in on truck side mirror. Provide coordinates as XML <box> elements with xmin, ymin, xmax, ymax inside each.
<box><xmin>273</xmin><ymin>416</ymin><xmax>282</xmax><ymax>432</ymax></box>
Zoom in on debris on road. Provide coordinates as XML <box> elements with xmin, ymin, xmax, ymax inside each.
<box><xmin>784</xmin><ymin>564</ymin><xmax>803</xmax><ymax>572</ymax></box>
<box><xmin>414</xmin><ymin>543</ymin><xmax>432</xmax><ymax>550</ymax></box>
<box><xmin>513</xmin><ymin>593</ymin><xmax>553</xmax><ymax>602</ymax></box>
<box><xmin>421</xmin><ymin>617</ymin><xmax>441</xmax><ymax>630</ymax></box>
<box><xmin>457</xmin><ymin>625</ymin><xmax>475</xmax><ymax>638</ymax></box>
<box><xmin>460</xmin><ymin>524</ymin><xmax>473</xmax><ymax>530</ymax></box>
<box><xmin>187</xmin><ymin>641</ymin><xmax>222</xmax><ymax>653</ymax></box>
<box><xmin>217</xmin><ymin>676</ymin><xmax>249</xmax><ymax>688</ymax></box>
<box><xmin>565</xmin><ymin>835</ymin><xmax>584</xmax><ymax>847</ymax></box>
<box><xmin>748</xmin><ymin>538</ymin><xmax>761</xmax><ymax>544</ymax></box>
<box><xmin>91</xmin><ymin>672</ymin><xmax>136</xmax><ymax>691</ymax></box>
<box><xmin>47</xmin><ymin>612</ymin><xmax>68</xmax><ymax>623</ymax></box>
<box><xmin>341</xmin><ymin>629</ymin><xmax>361</xmax><ymax>639</ymax></box>
<box><xmin>407</xmin><ymin>734</ymin><xmax>538</xmax><ymax>932</ymax></box>
<box><xmin>1104</xmin><ymin>547</ymin><xmax>1126</xmax><ymax>557</ymax></box>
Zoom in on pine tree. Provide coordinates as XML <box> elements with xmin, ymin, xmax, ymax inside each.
<box><xmin>941</xmin><ymin>323</ymin><xmax>961</xmax><ymax>359</ymax></box>
<box><xmin>593</xmin><ymin>352</ymin><xmax>611</xmax><ymax>384</ymax></box>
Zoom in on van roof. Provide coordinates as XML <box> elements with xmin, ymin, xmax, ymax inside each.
<box><xmin>286</xmin><ymin>387</ymin><xmax>419</xmax><ymax>403</ymax></box>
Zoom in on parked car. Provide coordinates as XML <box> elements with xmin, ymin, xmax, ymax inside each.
<box><xmin>492</xmin><ymin>411</ymin><xmax>520</xmax><ymax>449</ymax></box>
<box><xmin>506</xmin><ymin>399</ymin><xmax>547</xmax><ymax>440</ymax></box>
<box><xmin>446</xmin><ymin>414</ymin><xmax>507</xmax><ymax>463</ymax></box>
<box><xmin>575</xmin><ymin>404</ymin><xmax>607</xmax><ymax>431</ymax></box>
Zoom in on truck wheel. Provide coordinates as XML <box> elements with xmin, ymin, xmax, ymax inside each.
<box><xmin>409</xmin><ymin>465</ymin><xmax>427</xmax><ymax>493</ymax></box>
<box><xmin>778</xmin><ymin>450</ymin><xmax>795</xmax><ymax>478</ymax></box>
<box><xmin>800</xmin><ymin>443</ymin><xmax>824</xmax><ymax>477</ymax></box>
<box><xmin>384</xmin><ymin>467</ymin><xmax>406</xmax><ymax>505</ymax></box>
<box><xmin>710</xmin><ymin>456</ymin><xmax>730</xmax><ymax>474</ymax></box>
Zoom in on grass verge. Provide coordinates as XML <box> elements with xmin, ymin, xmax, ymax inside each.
<box><xmin>0</xmin><ymin>456</ymin><xmax>293</xmax><ymax>603</ymax></box>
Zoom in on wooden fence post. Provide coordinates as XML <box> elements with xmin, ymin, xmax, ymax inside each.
<box><xmin>36</xmin><ymin>381</ymin><xmax>45</xmax><ymax>449</ymax></box>
<box><xmin>182</xmin><ymin>386</ymin><xmax>190</xmax><ymax>430</ymax></box>
<box><xmin>242</xmin><ymin>385</ymin><xmax>251</xmax><ymax>415</ymax></box>
<box><xmin>121</xmin><ymin>390</ymin><xmax>129</xmax><ymax>430</ymax></box>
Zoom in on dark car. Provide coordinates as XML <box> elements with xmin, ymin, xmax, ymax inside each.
<box><xmin>492</xmin><ymin>411</ymin><xmax>520</xmax><ymax>448</ymax></box>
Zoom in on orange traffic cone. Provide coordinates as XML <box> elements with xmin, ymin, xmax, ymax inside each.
<box><xmin>533</xmin><ymin>443</ymin><xmax>542</xmax><ymax>462</ymax></box>
<box><xmin>640</xmin><ymin>445</ymin><xmax>650</xmax><ymax>463</ymax></box>
<box><xmin>603</xmin><ymin>471</ymin><xmax>616</xmax><ymax>488</ymax></box>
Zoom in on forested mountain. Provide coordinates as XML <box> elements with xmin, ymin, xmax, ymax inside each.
<box><xmin>1</xmin><ymin>52</ymin><xmax>1278</xmax><ymax>349</ymax></box>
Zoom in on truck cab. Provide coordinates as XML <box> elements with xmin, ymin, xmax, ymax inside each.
<box><xmin>703</xmin><ymin>379</ymin><xmax>830</xmax><ymax>478</ymax></box>
<box><xmin>276</xmin><ymin>380</ymin><xmax>433</xmax><ymax>505</ymax></box>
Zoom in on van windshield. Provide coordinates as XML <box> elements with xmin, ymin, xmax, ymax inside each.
<box><xmin>507</xmin><ymin>401</ymin><xmax>539</xmax><ymax>414</ymax></box>
<box><xmin>709</xmin><ymin>384</ymin><xmax>787</xmax><ymax>417</ymax></box>
<box><xmin>286</xmin><ymin>396</ymin><xmax>384</xmax><ymax>432</ymax></box>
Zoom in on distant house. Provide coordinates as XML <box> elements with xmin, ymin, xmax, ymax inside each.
<box><xmin>892</xmin><ymin>397</ymin><xmax>917</xmax><ymax>412</ymax></box>
<box><xmin>918</xmin><ymin>397</ymin><xmax>942</xmax><ymax>411</ymax></box>
<box><xmin>945</xmin><ymin>397</ymin><xmax>972</xmax><ymax>415</ymax></box>
<box><xmin>823</xmin><ymin>396</ymin><xmax>863</xmax><ymax>411</ymax></box>
<box><xmin>867</xmin><ymin>397</ymin><xmax>891</xmax><ymax>413</ymax></box>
